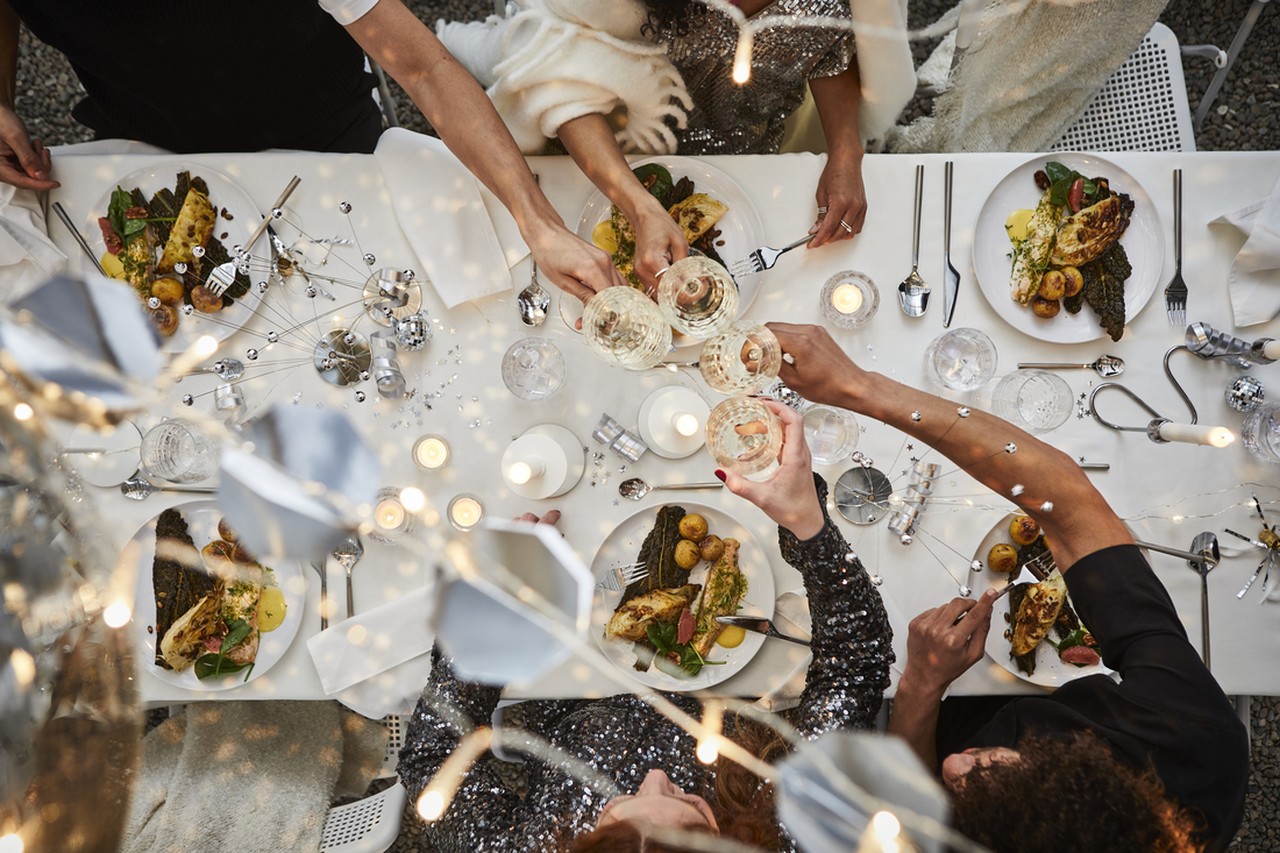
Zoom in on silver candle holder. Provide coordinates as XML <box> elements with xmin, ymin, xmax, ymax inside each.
<box><xmin>887</xmin><ymin>461</ymin><xmax>938</xmax><ymax>544</ymax></box>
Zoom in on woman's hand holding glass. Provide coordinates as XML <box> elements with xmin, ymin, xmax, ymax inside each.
<box><xmin>716</xmin><ymin>400</ymin><xmax>825</xmax><ymax>540</ymax></box>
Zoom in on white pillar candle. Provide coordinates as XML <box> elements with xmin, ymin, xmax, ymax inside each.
<box><xmin>1157</xmin><ymin>422</ymin><xmax>1235</xmax><ymax>447</ymax></box>
<box><xmin>1262</xmin><ymin>339</ymin><xmax>1280</xmax><ymax>361</ymax></box>
<box><xmin>413</xmin><ymin>435</ymin><xmax>450</xmax><ymax>470</ymax></box>
<box><xmin>831</xmin><ymin>282</ymin><xmax>864</xmax><ymax>315</ymax></box>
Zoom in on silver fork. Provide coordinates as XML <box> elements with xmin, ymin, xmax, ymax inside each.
<box><xmin>728</xmin><ymin>234</ymin><xmax>815</xmax><ymax>278</ymax></box>
<box><xmin>1164</xmin><ymin>169</ymin><xmax>1187</xmax><ymax>326</ymax></box>
<box><xmin>205</xmin><ymin>176</ymin><xmax>301</xmax><ymax>297</ymax></box>
<box><xmin>594</xmin><ymin>562</ymin><xmax>649</xmax><ymax>592</ymax></box>
<box><xmin>992</xmin><ymin>550</ymin><xmax>1057</xmax><ymax>601</ymax></box>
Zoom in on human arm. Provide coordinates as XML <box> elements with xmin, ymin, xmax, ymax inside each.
<box><xmin>343</xmin><ymin>1</ymin><xmax>621</xmax><ymax>301</ymax></box>
<box><xmin>766</xmin><ymin>323</ymin><xmax>1132</xmax><ymax>570</ymax></box>
<box><xmin>557</xmin><ymin>113</ymin><xmax>687</xmax><ymax>294</ymax></box>
<box><xmin>0</xmin><ymin>0</ymin><xmax>56</xmax><ymax>190</ymax></box>
<box><xmin>807</xmin><ymin>62</ymin><xmax>865</xmax><ymax>247</ymax></box>
<box><xmin>718</xmin><ymin>401</ymin><xmax>892</xmax><ymax>737</ymax></box>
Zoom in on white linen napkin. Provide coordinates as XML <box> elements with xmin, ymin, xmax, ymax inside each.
<box><xmin>1211</xmin><ymin>174</ymin><xmax>1280</xmax><ymax>327</ymax></box>
<box><xmin>307</xmin><ymin>581</ymin><xmax>436</xmax><ymax>718</ymax></box>
<box><xmin>0</xmin><ymin>184</ymin><xmax>67</xmax><ymax>301</ymax></box>
<box><xmin>754</xmin><ymin>590</ymin><xmax>813</xmax><ymax>713</ymax></box>
<box><xmin>373</xmin><ymin>127</ymin><xmax>528</xmax><ymax>309</ymax></box>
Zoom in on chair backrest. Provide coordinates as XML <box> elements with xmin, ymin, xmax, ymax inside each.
<box><xmin>1052</xmin><ymin>23</ymin><xmax>1195</xmax><ymax>152</ymax></box>
<box><xmin>379</xmin><ymin>713</ymin><xmax>406</xmax><ymax>779</ymax></box>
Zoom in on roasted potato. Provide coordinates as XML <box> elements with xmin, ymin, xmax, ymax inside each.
<box><xmin>1010</xmin><ymin>515</ymin><xmax>1040</xmax><ymax>546</ymax></box>
<box><xmin>1031</xmin><ymin>297</ymin><xmax>1061</xmax><ymax>319</ymax></box>
<box><xmin>149</xmin><ymin>302</ymin><xmax>179</xmax><ymax>336</ymax></box>
<box><xmin>678</xmin><ymin>513</ymin><xmax>709</xmax><ymax>542</ymax></box>
<box><xmin>699</xmin><ymin>534</ymin><xmax>725</xmax><ymax>563</ymax></box>
<box><xmin>987</xmin><ymin>542</ymin><xmax>1018</xmax><ymax>574</ymax></box>
<box><xmin>217</xmin><ymin>517</ymin><xmax>238</xmax><ymax>543</ymax></box>
<box><xmin>150</xmin><ymin>276</ymin><xmax>185</xmax><ymax>305</ymax></box>
<box><xmin>190</xmin><ymin>284</ymin><xmax>224</xmax><ymax>313</ymax></box>
<box><xmin>1060</xmin><ymin>266</ymin><xmax>1085</xmax><ymax>297</ymax></box>
<box><xmin>1038</xmin><ymin>270</ymin><xmax>1067</xmax><ymax>301</ymax></box>
<box><xmin>674</xmin><ymin>539</ymin><xmax>702</xmax><ymax>570</ymax></box>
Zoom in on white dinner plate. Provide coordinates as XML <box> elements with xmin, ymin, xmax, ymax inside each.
<box><xmin>574</xmin><ymin>155</ymin><xmax>766</xmax><ymax>351</ymax></box>
<box><xmin>591</xmin><ymin>502</ymin><xmax>775</xmax><ymax>692</ymax></box>
<box><xmin>976</xmin><ymin>512</ymin><xmax>1114</xmax><ymax>688</ymax></box>
<box><xmin>129</xmin><ymin>500</ymin><xmax>305</xmax><ymax>692</ymax></box>
<box><xmin>87</xmin><ymin>162</ymin><xmax>269</xmax><ymax>354</ymax></box>
<box><xmin>972</xmin><ymin>154</ymin><xmax>1165</xmax><ymax>344</ymax></box>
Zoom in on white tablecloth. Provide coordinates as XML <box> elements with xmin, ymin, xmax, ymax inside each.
<box><xmin>40</xmin><ymin>146</ymin><xmax>1280</xmax><ymax>708</ymax></box>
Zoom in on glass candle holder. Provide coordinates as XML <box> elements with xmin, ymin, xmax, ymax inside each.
<box><xmin>582</xmin><ymin>286</ymin><xmax>672</xmax><ymax>369</ymax></box>
<box><xmin>990</xmin><ymin>370</ymin><xmax>1073</xmax><ymax>433</ymax></box>
<box><xmin>656</xmin><ymin>255</ymin><xmax>739</xmax><ymax>339</ymax></box>
<box><xmin>413</xmin><ymin>434</ymin><xmax>450</xmax><ymax>470</ymax></box>
<box><xmin>819</xmin><ymin>271</ymin><xmax>879</xmax><ymax>330</ymax></box>
<box><xmin>501</xmin><ymin>337</ymin><xmax>566</xmax><ymax>400</ymax></box>
<box><xmin>923</xmin><ymin>327</ymin><xmax>998</xmax><ymax>392</ymax></box>
<box><xmin>448</xmin><ymin>493</ymin><xmax>486</xmax><ymax>531</ymax></box>
<box><xmin>699</xmin><ymin>322</ymin><xmax>782</xmax><ymax>395</ymax></box>
<box><xmin>705</xmin><ymin>396</ymin><xmax>783</xmax><ymax>481</ymax></box>
<box><xmin>369</xmin><ymin>486</ymin><xmax>415</xmax><ymax>545</ymax></box>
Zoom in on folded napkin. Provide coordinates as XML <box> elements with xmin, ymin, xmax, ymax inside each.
<box><xmin>307</xmin><ymin>581</ymin><xmax>436</xmax><ymax>719</ymax></box>
<box><xmin>0</xmin><ymin>183</ymin><xmax>67</xmax><ymax>302</ymax></box>
<box><xmin>123</xmin><ymin>702</ymin><xmax>386</xmax><ymax>853</ymax></box>
<box><xmin>1211</xmin><ymin>174</ymin><xmax>1280</xmax><ymax>327</ymax></box>
<box><xmin>754</xmin><ymin>590</ymin><xmax>813</xmax><ymax>713</ymax></box>
<box><xmin>373</xmin><ymin>127</ymin><xmax>528</xmax><ymax>309</ymax></box>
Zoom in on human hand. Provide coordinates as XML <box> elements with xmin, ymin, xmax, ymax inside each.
<box><xmin>525</xmin><ymin>221</ymin><xmax>625</xmax><ymax>304</ymax></box>
<box><xmin>0</xmin><ymin>105</ymin><xmax>59</xmax><ymax>191</ymax></box>
<box><xmin>632</xmin><ymin>205</ymin><xmax>689</xmax><ymax>295</ymax></box>
<box><xmin>900</xmin><ymin>589</ymin><xmax>997</xmax><ymax>696</ymax></box>
<box><xmin>766</xmin><ymin>322</ymin><xmax>865</xmax><ymax>408</ymax></box>
<box><xmin>716</xmin><ymin>400</ymin><xmax>824</xmax><ymax>540</ymax></box>
<box><xmin>808</xmin><ymin>149</ymin><xmax>865</xmax><ymax>248</ymax></box>
<box><xmin>513</xmin><ymin>509</ymin><xmax>562</xmax><ymax>528</ymax></box>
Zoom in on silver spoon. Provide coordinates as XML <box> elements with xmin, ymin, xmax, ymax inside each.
<box><xmin>333</xmin><ymin>534</ymin><xmax>364</xmax><ymax>619</ymax></box>
<box><xmin>120</xmin><ymin>474</ymin><xmax>217</xmax><ymax>501</ymax></box>
<box><xmin>1187</xmin><ymin>531</ymin><xmax>1220</xmax><ymax>670</ymax></box>
<box><xmin>516</xmin><ymin>175</ymin><xmax>550</xmax><ymax>327</ymax></box>
<box><xmin>898</xmin><ymin>164</ymin><xmax>929</xmax><ymax>317</ymax></box>
<box><xmin>619</xmin><ymin>477</ymin><xmax>724</xmax><ymax>500</ymax></box>
<box><xmin>174</xmin><ymin>358</ymin><xmax>245</xmax><ymax>383</ymax></box>
<box><xmin>1018</xmin><ymin>354</ymin><xmax>1126</xmax><ymax>377</ymax></box>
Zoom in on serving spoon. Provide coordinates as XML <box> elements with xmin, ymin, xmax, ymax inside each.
<box><xmin>120</xmin><ymin>474</ymin><xmax>217</xmax><ymax>501</ymax></box>
<box><xmin>516</xmin><ymin>174</ymin><xmax>550</xmax><ymax>326</ymax></box>
<box><xmin>619</xmin><ymin>477</ymin><xmax>724</xmax><ymax>501</ymax></box>
<box><xmin>897</xmin><ymin>164</ymin><xmax>930</xmax><ymax>317</ymax></box>
<box><xmin>1018</xmin><ymin>354</ymin><xmax>1126</xmax><ymax>377</ymax></box>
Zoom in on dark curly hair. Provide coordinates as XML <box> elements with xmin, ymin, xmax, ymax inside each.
<box><xmin>567</xmin><ymin>713</ymin><xmax>786</xmax><ymax>851</ymax></box>
<box><xmin>640</xmin><ymin>0</ymin><xmax>709</xmax><ymax>38</ymax></box>
<box><xmin>949</xmin><ymin>733</ymin><xmax>1203</xmax><ymax>853</ymax></box>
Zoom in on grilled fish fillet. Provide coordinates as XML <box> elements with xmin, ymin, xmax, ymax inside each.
<box><xmin>692</xmin><ymin>539</ymin><xmax>746</xmax><ymax>658</ymax></box>
<box><xmin>159</xmin><ymin>582</ymin><xmax>225</xmax><ymax>671</ymax></box>
<box><xmin>1048</xmin><ymin>193</ymin><xmax>1134</xmax><ymax>267</ymax></box>
<box><xmin>158</xmin><ymin>185</ymin><xmax>216</xmax><ymax>273</ymax></box>
<box><xmin>1008</xmin><ymin>190</ymin><xmax>1062</xmax><ymax>304</ymax></box>
<box><xmin>1011</xmin><ymin>572</ymin><xmax>1067</xmax><ymax>656</ymax></box>
<box><xmin>605</xmin><ymin>584</ymin><xmax>701</xmax><ymax>642</ymax></box>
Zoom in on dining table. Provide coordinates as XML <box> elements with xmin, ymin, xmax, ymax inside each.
<box><xmin>32</xmin><ymin>141</ymin><xmax>1280</xmax><ymax>716</ymax></box>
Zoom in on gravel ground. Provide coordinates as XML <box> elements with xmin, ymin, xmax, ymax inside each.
<box><xmin>20</xmin><ymin>2</ymin><xmax>1275</xmax><ymax>850</ymax></box>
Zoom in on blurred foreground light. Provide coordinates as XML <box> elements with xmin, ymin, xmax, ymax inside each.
<box><xmin>0</xmin><ymin>833</ymin><xmax>24</xmax><ymax>853</ymax></box>
<box><xmin>13</xmin><ymin>403</ymin><xmax>32</xmax><ymax>421</ymax></box>
<box><xmin>400</xmin><ymin>486</ymin><xmax>426</xmax><ymax>513</ymax></box>
<box><xmin>417</xmin><ymin>790</ymin><xmax>445</xmax><ymax>822</ymax></box>
<box><xmin>872</xmin><ymin>810</ymin><xmax>901</xmax><ymax>852</ymax></box>
<box><xmin>696</xmin><ymin>735</ymin><xmax>721</xmax><ymax>765</ymax></box>
<box><xmin>103</xmin><ymin>600</ymin><xmax>132</xmax><ymax>628</ymax></box>
<box><xmin>732</xmin><ymin>29</ymin><xmax>753</xmax><ymax>84</ymax></box>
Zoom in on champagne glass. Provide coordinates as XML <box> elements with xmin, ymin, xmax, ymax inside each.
<box><xmin>705</xmin><ymin>396</ymin><xmax>783</xmax><ymax>480</ymax></box>
<box><xmin>699</xmin><ymin>322</ymin><xmax>782</xmax><ymax>395</ymax></box>
<box><xmin>656</xmin><ymin>255</ymin><xmax>739</xmax><ymax>339</ymax></box>
<box><xmin>582</xmin><ymin>286</ymin><xmax>672</xmax><ymax>369</ymax></box>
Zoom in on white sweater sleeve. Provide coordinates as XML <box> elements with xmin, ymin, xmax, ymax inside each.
<box><xmin>317</xmin><ymin>0</ymin><xmax>380</xmax><ymax>26</ymax></box>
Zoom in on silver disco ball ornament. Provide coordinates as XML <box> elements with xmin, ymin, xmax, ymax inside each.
<box><xmin>1225</xmin><ymin>375</ymin><xmax>1265</xmax><ymax>412</ymax></box>
<box><xmin>393</xmin><ymin>312</ymin><xmax>432</xmax><ymax>351</ymax></box>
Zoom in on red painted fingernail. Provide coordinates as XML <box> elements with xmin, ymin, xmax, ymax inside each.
<box><xmin>714</xmin><ymin>469</ymin><xmax>726</xmax><ymax>482</ymax></box>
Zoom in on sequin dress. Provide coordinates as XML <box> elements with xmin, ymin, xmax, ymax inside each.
<box><xmin>653</xmin><ymin>0</ymin><xmax>855</xmax><ymax>154</ymax></box>
<box><xmin>398</xmin><ymin>481</ymin><xmax>893</xmax><ymax>852</ymax></box>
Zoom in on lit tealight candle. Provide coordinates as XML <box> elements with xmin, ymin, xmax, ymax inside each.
<box><xmin>831</xmin><ymin>283</ymin><xmax>864</xmax><ymax>315</ymax></box>
<box><xmin>1156</xmin><ymin>422</ymin><xmax>1236</xmax><ymax>448</ymax></box>
<box><xmin>375</xmin><ymin>496</ymin><xmax>407</xmax><ymax>530</ymax></box>
<box><xmin>448</xmin><ymin>495</ymin><xmax>484</xmax><ymax>531</ymax></box>
<box><xmin>673</xmin><ymin>412</ymin><xmax>700</xmax><ymax>437</ymax></box>
<box><xmin>413</xmin><ymin>435</ymin><xmax>450</xmax><ymax>470</ymax></box>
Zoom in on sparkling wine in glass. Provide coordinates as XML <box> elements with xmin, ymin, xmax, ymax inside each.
<box><xmin>656</xmin><ymin>255</ymin><xmax>739</xmax><ymax>339</ymax></box>
<box><xmin>699</xmin><ymin>322</ymin><xmax>782</xmax><ymax>395</ymax></box>
<box><xmin>583</xmin><ymin>286</ymin><xmax>672</xmax><ymax>369</ymax></box>
<box><xmin>705</xmin><ymin>396</ymin><xmax>783</xmax><ymax>480</ymax></box>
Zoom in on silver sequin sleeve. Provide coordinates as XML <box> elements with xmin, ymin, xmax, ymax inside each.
<box><xmin>398</xmin><ymin>476</ymin><xmax>892</xmax><ymax>851</ymax></box>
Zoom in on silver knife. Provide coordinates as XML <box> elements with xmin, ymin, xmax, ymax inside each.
<box><xmin>941</xmin><ymin>160</ymin><xmax>960</xmax><ymax>327</ymax></box>
<box><xmin>716</xmin><ymin>615</ymin><xmax>810</xmax><ymax>647</ymax></box>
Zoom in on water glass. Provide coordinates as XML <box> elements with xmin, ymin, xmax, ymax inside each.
<box><xmin>699</xmin><ymin>322</ymin><xmax>782</xmax><ymax>395</ymax></box>
<box><xmin>501</xmin><ymin>337</ymin><xmax>566</xmax><ymax>400</ymax></box>
<box><xmin>705</xmin><ymin>396</ymin><xmax>783</xmax><ymax>481</ymax></box>
<box><xmin>923</xmin><ymin>327</ymin><xmax>998</xmax><ymax>392</ymax></box>
<box><xmin>1241</xmin><ymin>402</ymin><xmax>1280</xmax><ymax>464</ymax></box>
<box><xmin>656</xmin><ymin>255</ymin><xmax>739</xmax><ymax>339</ymax></box>
<box><xmin>802</xmin><ymin>405</ymin><xmax>860</xmax><ymax>465</ymax></box>
<box><xmin>582</xmin><ymin>286</ymin><xmax>672</xmax><ymax>369</ymax></box>
<box><xmin>990</xmin><ymin>370</ymin><xmax>1073</xmax><ymax>433</ymax></box>
<box><xmin>139</xmin><ymin>420</ymin><xmax>219</xmax><ymax>483</ymax></box>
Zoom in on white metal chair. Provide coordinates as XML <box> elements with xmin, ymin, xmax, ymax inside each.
<box><xmin>318</xmin><ymin>714</ymin><xmax>408</xmax><ymax>853</ymax></box>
